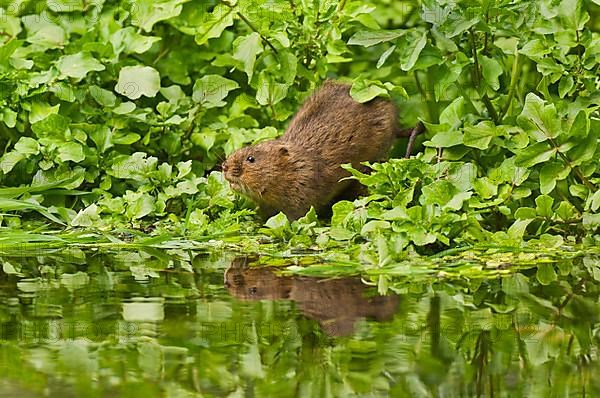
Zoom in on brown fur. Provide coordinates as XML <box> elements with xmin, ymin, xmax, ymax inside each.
<box><xmin>222</xmin><ymin>80</ymin><xmax>400</xmax><ymax>220</ymax></box>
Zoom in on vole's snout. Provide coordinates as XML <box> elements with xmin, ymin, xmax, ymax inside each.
<box><xmin>221</xmin><ymin>162</ymin><xmax>229</xmax><ymax>172</ymax></box>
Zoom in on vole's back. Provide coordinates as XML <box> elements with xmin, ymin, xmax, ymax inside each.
<box><xmin>282</xmin><ymin>81</ymin><xmax>398</xmax><ymax>166</ymax></box>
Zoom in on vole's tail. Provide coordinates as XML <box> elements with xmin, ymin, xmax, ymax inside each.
<box><xmin>395</xmin><ymin>121</ymin><xmax>425</xmax><ymax>158</ymax></box>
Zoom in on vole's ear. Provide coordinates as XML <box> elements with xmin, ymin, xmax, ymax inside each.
<box><xmin>279</xmin><ymin>146</ymin><xmax>289</xmax><ymax>156</ymax></box>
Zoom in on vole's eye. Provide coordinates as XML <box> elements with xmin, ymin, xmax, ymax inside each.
<box><xmin>246</xmin><ymin>156</ymin><xmax>255</xmax><ymax>163</ymax></box>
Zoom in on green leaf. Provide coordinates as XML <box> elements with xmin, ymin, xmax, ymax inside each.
<box><xmin>582</xmin><ymin>213</ymin><xmax>600</xmax><ymax>230</ymax></box>
<box><xmin>439</xmin><ymin>97</ymin><xmax>465</xmax><ymax>127</ymax></box>
<box><xmin>232</xmin><ymin>32</ymin><xmax>263</xmax><ymax>81</ymax></box>
<box><xmin>89</xmin><ymin>85</ymin><xmax>117</xmax><ymax>107</ymax></box>
<box><xmin>56</xmin><ymin>52</ymin><xmax>105</xmax><ymax>79</ymax></box>
<box><xmin>125</xmin><ymin>192</ymin><xmax>155</xmax><ymax>219</ymax></box>
<box><xmin>14</xmin><ymin>137</ymin><xmax>40</xmax><ymax>155</ymax></box>
<box><xmin>479</xmin><ymin>56</ymin><xmax>502</xmax><ymax>90</ymax></box>
<box><xmin>517</xmin><ymin>93</ymin><xmax>561</xmax><ymax>141</ymax></box>
<box><xmin>29</xmin><ymin>101</ymin><xmax>60</xmax><ymax>124</ymax></box>
<box><xmin>255</xmin><ymin>73</ymin><xmax>287</xmax><ymax>106</ymax></box>
<box><xmin>347</xmin><ymin>29</ymin><xmax>405</xmax><ymax>47</ymax></box>
<box><xmin>535</xmin><ymin>195</ymin><xmax>554</xmax><ymax>218</ymax></box>
<box><xmin>428</xmin><ymin>130</ymin><xmax>463</xmax><ymax>148</ymax></box>
<box><xmin>193</xmin><ymin>75</ymin><xmax>239</xmax><ymax>108</ymax></box>
<box><xmin>502</xmin><ymin>273</ymin><xmax>529</xmax><ymax>296</ymax></box>
<box><xmin>194</xmin><ymin>4</ymin><xmax>235</xmax><ymax>45</ymax></box>
<box><xmin>71</xmin><ymin>204</ymin><xmax>101</xmax><ymax>227</ymax></box>
<box><xmin>514</xmin><ymin>142</ymin><xmax>555</xmax><ymax>167</ymax></box>
<box><xmin>22</xmin><ymin>17</ymin><xmax>66</xmax><ymax>48</ymax></box>
<box><xmin>558</xmin><ymin>75</ymin><xmax>574</xmax><ymax>98</ymax></box>
<box><xmin>350</xmin><ymin>80</ymin><xmax>388</xmax><ymax>103</ymax></box>
<box><xmin>539</xmin><ymin>161</ymin><xmax>570</xmax><ymax>194</ymax></box>
<box><xmin>399</xmin><ymin>31</ymin><xmax>427</xmax><ymax>71</ymax></box>
<box><xmin>89</xmin><ymin>126</ymin><xmax>114</xmax><ymax>154</ymax></box>
<box><xmin>507</xmin><ymin>219</ymin><xmax>532</xmax><ymax>240</ymax></box>
<box><xmin>111</xmin><ymin>27</ymin><xmax>162</xmax><ymax>55</ymax></box>
<box><xmin>376</xmin><ymin>45</ymin><xmax>396</xmax><ymax>68</ymax></box>
<box><xmin>57</xmin><ymin>143</ymin><xmax>85</xmax><ymax>163</ymax></box>
<box><xmin>588</xmin><ymin>190</ymin><xmax>600</xmax><ymax>212</ymax></box>
<box><xmin>331</xmin><ymin>201</ymin><xmax>354</xmax><ymax>227</ymax></box>
<box><xmin>515</xmin><ymin>207</ymin><xmax>536</xmax><ymax>220</ymax></box>
<box><xmin>463</xmin><ymin>121</ymin><xmax>497</xmax><ymax>149</ymax></box>
<box><xmin>0</xmin><ymin>152</ymin><xmax>24</xmax><ymax>174</ymax></box>
<box><xmin>556</xmin><ymin>201</ymin><xmax>576</xmax><ymax>221</ymax></box>
<box><xmin>130</xmin><ymin>0</ymin><xmax>188</xmax><ymax>32</ymax></box>
<box><xmin>567</xmin><ymin>127</ymin><xmax>598</xmax><ymax>165</ymax></box>
<box><xmin>536</xmin><ymin>264</ymin><xmax>557</xmax><ymax>285</ymax></box>
<box><xmin>115</xmin><ymin>66</ymin><xmax>161</xmax><ymax>100</ymax></box>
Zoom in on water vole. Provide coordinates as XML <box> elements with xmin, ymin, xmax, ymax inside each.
<box><xmin>222</xmin><ymin>81</ymin><xmax>416</xmax><ymax>220</ymax></box>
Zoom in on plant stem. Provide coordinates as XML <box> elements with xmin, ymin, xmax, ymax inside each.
<box><xmin>415</xmin><ymin>71</ymin><xmax>437</xmax><ymax>123</ymax></box>
<box><xmin>547</xmin><ymin>136</ymin><xmax>595</xmax><ymax>190</ymax></box>
<box><xmin>236</xmin><ymin>12</ymin><xmax>279</xmax><ymax>54</ymax></box>
<box><xmin>499</xmin><ymin>52</ymin><xmax>520</xmax><ymax>122</ymax></box>
<box><xmin>469</xmin><ymin>29</ymin><xmax>499</xmax><ymax>124</ymax></box>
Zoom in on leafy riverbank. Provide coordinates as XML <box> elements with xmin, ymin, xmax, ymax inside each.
<box><xmin>0</xmin><ymin>0</ymin><xmax>599</xmax><ymax>260</ymax></box>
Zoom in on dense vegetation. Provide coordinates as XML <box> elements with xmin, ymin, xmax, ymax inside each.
<box><xmin>0</xmin><ymin>0</ymin><xmax>599</xmax><ymax>259</ymax></box>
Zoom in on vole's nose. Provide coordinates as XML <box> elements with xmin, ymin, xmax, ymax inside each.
<box><xmin>221</xmin><ymin>162</ymin><xmax>229</xmax><ymax>172</ymax></box>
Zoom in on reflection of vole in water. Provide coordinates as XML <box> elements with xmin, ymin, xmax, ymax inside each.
<box><xmin>222</xmin><ymin>81</ymin><xmax>422</xmax><ymax>220</ymax></box>
<box><xmin>224</xmin><ymin>258</ymin><xmax>399</xmax><ymax>337</ymax></box>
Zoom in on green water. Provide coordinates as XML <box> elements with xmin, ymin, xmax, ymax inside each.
<box><xmin>0</xmin><ymin>249</ymin><xmax>599</xmax><ymax>397</ymax></box>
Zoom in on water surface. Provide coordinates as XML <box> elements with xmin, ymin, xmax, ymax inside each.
<box><xmin>0</xmin><ymin>248</ymin><xmax>599</xmax><ymax>397</ymax></box>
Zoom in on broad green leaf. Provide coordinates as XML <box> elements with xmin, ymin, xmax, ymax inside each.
<box><xmin>350</xmin><ymin>80</ymin><xmax>387</xmax><ymax>103</ymax></box>
<box><xmin>535</xmin><ymin>195</ymin><xmax>554</xmax><ymax>218</ymax></box>
<box><xmin>130</xmin><ymin>0</ymin><xmax>188</xmax><ymax>32</ymax></box>
<box><xmin>57</xmin><ymin>143</ymin><xmax>85</xmax><ymax>163</ymax></box>
<box><xmin>582</xmin><ymin>213</ymin><xmax>600</xmax><ymax>230</ymax></box>
<box><xmin>0</xmin><ymin>152</ymin><xmax>24</xmax><ymax>174</ymax></box>
<box><xmin>29</xmin><ymin>101</ymin><xmax>60</xmax><ymax>124</ymax></box>
<box><xmin>558</xmin><ymin>75</ymin><xmax>574</xmax><ymax>98</ymax></box>
<box><xmin>22</xmin><ymin>17</ymin><xmax>66</xmax><ymax>48</ymax></box>
<box><xmin>347</xmin><ymin>29</ymin><xmax>405</xmax><ymax>47</ymax></box>
<box><xmin>56</xmin><ymin>52</ymin><xmax>105</xmax><ymax>79</ymax></box>
<box><xmin>514</xmin><ymin>142</ymin><xmax>555</xmax><ymax>167</ymax></box>
<box><xmin>536</xmin><ymin>264</ymin><xmax>557</xmax><ymax>285</ymax></box>
<box><xmin>111</xmin><ymin>27</ymin><xmax>161</xmax><ymax>55</ymax></box>
<box><xmin>519</xmin><ymin>39</ymin><xmax>550</xmax><ymax>58</ymax></box>
<box><xmin>502</xmin><ymin>273</ymin><xmax>530</xmax><ymax>294</ymax></box>
<box><xmin>193</xmin><ymin>75</ymin><xmax>239</xmax><ymax>108</ymax></box>
<box><xmin>194</xmin><ymin>4</ymin><xmax>235</xmax><ymax>45</ymax></box>
<box><xmin>439</xmin><ymin>97</ymin><xmax>464</xmax><ymax>127</ymax></box>
<box><xmin>556</xmin><ymin>201</ymin><xmax>576</xmax><ymax>221</ymax></box>
<box><xmin>71</xmin><ymin>204</ymin><xmax>100</xmax><ymax>227</ymax></box>
<box><xmin>539</xmin><ymin>161</ymin><xmax>570</xmax><ymax>194</ymax></box>
<box><xmin>125</xmin><ymin>192</ymin><xmax>155</xmax><ymax>219</ymax></box>
<box><xmin>517</xmin><ymin>93</ymin><xmax>561</xmax><ymax>141</ymax></box>
<box><xmin>507</xmin><ymin>219</ymin><xmax>532</xmax><ymax>240</ymax></box>
<box><xmin>115</xmin><ymin>66</ymin><xmax>161</xmax><ymax>100</ymax></box>
<box><xmin>89</xmin><ymin>126</ymin><xmax>114</xmax><ymax>154</ymax></box>
<box><xmin>399</xmin><ymin>31</ymin><xmax>427</xmax><ymax>71</ymax></box>
<box><xmin>428</xmin><ymin>129</ymin><xmax>463</xmax><ymax>147</ymax></box>
<box><xmin>232</xmin><ymin>32</ymin><xmax>263</xmax><ymax>81</ymax></box>
<box><xmin>588</xmin><ymin>190</ymin><xmax>600</xmax><ymax>212</ymax></box>
<box><xmin>479</xmin><ymin>56</ymin><xmax>502</xmax><ymax>90</ymax></box>
<box><xmin>567</xmin><ymin>127</ymin><xmax>598</xmax><ymax>165</ymax></box>
<box><xmin>255</xmin><ymin>74</ymin><xmax>287</xmax><ymax>106</ymax></box>
<box><xmin>90</xmin><ymin>85</ymin><xmax>117</xmax><ymax>107</ymax></box>
<box><xmin>463</xmin><ymin>121</ymin><xmax>497</xmax><ymax>149</ymax></box>
<box><xmin>14</xmin><ymin>137</ymin><xmax>40</xmax><ymax>155</ymax></box>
